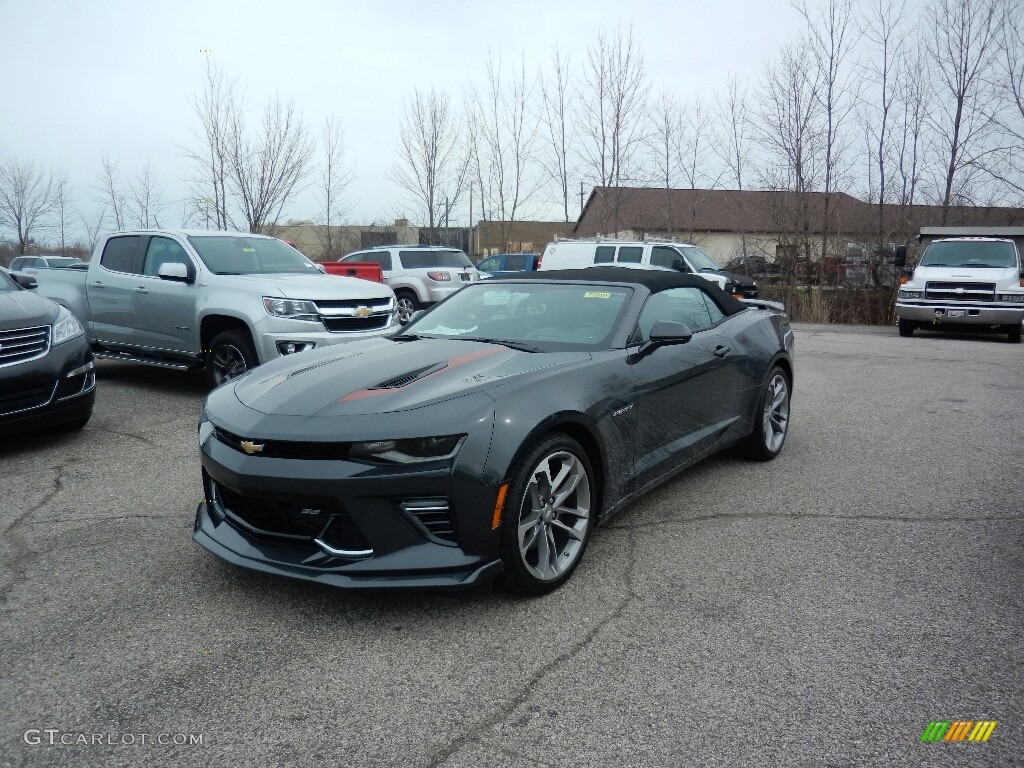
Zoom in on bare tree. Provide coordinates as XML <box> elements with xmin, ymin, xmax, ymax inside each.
<box><xmin>77</xmin><ymin>207</ymin><xmax>107</xmax><ymax>257</ymax></box>
<box><xmin>713</xmin><ymin>76</ymin><xmax>755</xmax><ymax>263</ymax></box>
<box><xmin>227</xmin><ymin>94</ymin><xmax>315</xmax><ymax>233</ymax></box>
<box><xmin>128</xmin><ymin>163</ymin><xmax>163</xmax><ymax>229</ymax></box>
<box><xmin>316</xmin><ymin>116</ymin><xmax>355</xmax><ymax>260</ymax></box>
<box><xmin>468</xmin><ymin>53</ymin><xmax>540</xmax><ymax>250</ymax></box>
<box><xmin>0</xmin><ymin>158</ymin><xmax>55</xmax><ymax>255</ymax></box>
<box><xmin>537</xmin><ymin>47</ymin><xmax>576</xmax><ymax>223</ymax></box>
<box><xmin>53</xmin><ymin>169</ymin><xmax>73</xmax><ymax>254</ymax></box>
<box><xmin>894</xmin><ymin>38</ymin><xmax>931</xmax><ymax>217</ymax></box>
<box><xmin>646</xmin><ymin>89</ymin><xmax>682</xmax><ymax>231</ymax></box>
<box><xmin>794</xmin><ymin>0</ymin><xmax>859</xmax><ymax>260</ymax></box>
<box><xmin>987</xmin><ymin>0</ymin><xmax>1024</xmax><ymax>198</ymax></box>
<box><xmin>391</xmin><ymin>87</ymin><xmax>470</xmax><ymax>241</ymax></box>
<box><xmin>97</xmin><ymin>155</ymin><xmax>127</xmax><ymax>230</ymax></box>
<box><xmin>925</xmin><ymin>0</ymin><xmax>1003</xmax><ymax>220</ymax></box>
<box><xmin>187</xmin><ymin>61</ymin><xmax>239</xmax><ymax>230</ymax></box>
<box><xmin>578</xmin><ymin>26</ymin><xmax>650</xmax><ymax>202</ymax></box>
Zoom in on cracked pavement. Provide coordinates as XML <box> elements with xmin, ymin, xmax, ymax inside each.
<box><xmin>1</xmin><ymin>324</ymin><xmax>1022</xmax><ymax>767</ymax></box>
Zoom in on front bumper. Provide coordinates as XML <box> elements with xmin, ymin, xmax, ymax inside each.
<box><xmin>251</xmin><ymin>313</ymin><xmax>398</xmax><ymax>364</ymax></box>
<box><xmin>0</xmin><ymin>336</ymin><xmax>96</xmax><ymax>437</ymax></box>
<box><xmin>896</xmin><ymin>302</ymin><xmax>1024</xmax><ymax>325</ymax></box>
<box><xmin>193</xmin><ymin>431</ymin><xmax>505</xmax><ymax>590</ymax></box>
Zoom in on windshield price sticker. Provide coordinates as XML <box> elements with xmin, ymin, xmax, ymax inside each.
<box><xmin>584</xmin><ymin>291</ymin><xmax>612</xmax><ymax>299</ymax></box>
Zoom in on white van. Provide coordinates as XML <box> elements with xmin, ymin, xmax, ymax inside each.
<box><xmin>538</xmin><ymin>238</ymin><xmax>758</xmax><ymax>298</ymax></box>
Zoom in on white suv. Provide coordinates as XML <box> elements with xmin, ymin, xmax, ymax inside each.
<box><xmin>338</xmin><ymin>246</ymin><xmax>483</xmax><ymax>322</ymax></box>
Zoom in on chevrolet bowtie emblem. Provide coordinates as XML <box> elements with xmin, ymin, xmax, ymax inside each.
<box><xmin>354</xmin><ymin>306</ymin><xmax>373</xmax><ymax>318</ymax></box>
<box><xmin>240</xmin><ymin>440</ymin><xmax>265</xmax><ymax>454</ymax></box>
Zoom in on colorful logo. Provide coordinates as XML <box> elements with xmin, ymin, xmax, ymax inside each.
<box><xmin>921</xmin><ymin>721</ymin><xmax>997</xmax><ymax>742</ymax></box>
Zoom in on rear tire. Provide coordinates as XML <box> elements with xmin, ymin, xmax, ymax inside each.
<box><xmin>206</xmin><ymin>330</ymin><xmax>258</xmax><ymax>389</ymax></box>
<box><xmin>898</xmin><ymin>318</ymin><xmax>916</xmax><ymax>337</ymax></box>
<box><xmin>497</xmin><ymin>434</ymin><xmax>596</xmax><ymax>596</ymax></box>
<box><xmin>739</xmin><ymin>366</ymin><xmax>791</xmax><ymax>462</ymax></box>
<box><xmin>1006</xmin><ymin>324</ymin><xmax>1022</xmax><ymax>344</ymax></box>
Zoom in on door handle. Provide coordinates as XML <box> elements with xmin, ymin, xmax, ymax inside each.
<box><xmin>713</xmin><ymin>344</ymin><xmax>732</xmax><ymax>358</ymax></box>
<box><xmin>90</xmin><ymin>281</ymin><xmax>104</xmax><ymax>287</ymax></box>
<box><xmin>135</xmin><ymin>286</ymin><xmax>149</xmax><ymax>294</ymax></box>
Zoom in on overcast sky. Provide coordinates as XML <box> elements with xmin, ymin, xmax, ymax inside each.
<box><xmin>1</xmin><ymin>0</ymin><xmax>807</xmax><ymax>234</ymax></box>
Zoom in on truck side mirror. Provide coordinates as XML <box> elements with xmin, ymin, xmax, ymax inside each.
<box><xmin>894</xmin><ymin>245</ymin><xmax>907</xmax><ymax>268</ymax></box>
<box><xmin>158</xmin><ymin>262</ymin><xmax>192</xmax><ymax>283</ymax></box>
<box><xmin>12</xmin><ymin>272</ymin><xmax>38</xmax><ymax>290</ymax></box>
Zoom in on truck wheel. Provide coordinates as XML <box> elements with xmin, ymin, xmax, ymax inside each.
<box><xmin>395</xmin><ymin>291</ymin><xmax>419</xmax><ymax>324</ymax></box>
<box><xmin>207</xmin><ymin>330</ymin><xmax>257</xmax><ymax>389</ymax></box>
<box><xmin>1007</xmin><ymin>324</ymin><xmax>1022</xmax><ymax>344</ymax></box>
<box><xmin>898</xmin><ymin>319</ymin><xmax>916</xmax><ymax>337</ymax></box>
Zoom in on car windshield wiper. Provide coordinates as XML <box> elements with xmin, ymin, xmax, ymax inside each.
<box><xmin>461</xmin><ymin>337</ymin><xmax>541</xmax><ymax>353</ymax></box>
<box><xmin>391</xmin><ymin>332</ymin><xmax>423</xmax><ymax>341</ymax></box>
<box><xmin>698</xmin><ymin>267</ymin><xmax>720</xmax><ymax>273</ymax></box>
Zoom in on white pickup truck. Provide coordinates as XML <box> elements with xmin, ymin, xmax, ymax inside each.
<box><xmin>895</xmin><ymin>227</ymin><xmax>1024</xmax><ymax>343</ymax></box>
<box><xmin>32</xmin><ymin>230</ymin><xmax>399</xmax><ymax>386</ymax></box>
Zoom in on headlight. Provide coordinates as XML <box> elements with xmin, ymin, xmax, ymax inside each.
<box><xmin>349</xmin><ymin>435</ymin><xmax>466</xmax><ymax>464</ymax></box>
<box><xmin>52</xmin><ymin>306</ymin><xmax>84</xmax><ymax>345</ymax></box>
<box><xmin>899</xmin><ymin>290</ymin><xmax>922</xmax><ymax>299</ymax></box>
<box><xmin>997</xmin><ymin>293</ymin><xmax>1024</xmax><ymax>303</ymax></box>
<box><xmin>198</xmin><ymin>417</ymin><xmax>215</xmax><ymax>448</ymax></box>
<box><xmin>262</xmin><ymin>297</ymin><xmax>319</xmax><ymax>322</ymax></box>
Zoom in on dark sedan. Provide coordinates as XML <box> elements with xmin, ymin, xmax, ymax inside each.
<box><xmin>194</xmin><ymin>269</ymin><xmax>795</xmax><ymax>595</ymax></box>
<box><xmin>0</xmin><ymin>268</ymin><xmax>96</xmax><ymax>437</ymax></box>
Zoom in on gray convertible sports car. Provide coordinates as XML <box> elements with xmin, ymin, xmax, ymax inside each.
<box><xmin>194</xmin><ymin>269</ymin><xmax>795</xmax><ymax>595</ymax></box>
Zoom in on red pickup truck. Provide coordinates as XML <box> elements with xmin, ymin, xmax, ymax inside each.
<box><xmin>319</xmin><ymin>261</ymin><xmax>384</xmax><ymax>282</ymax></box>
<box><xmin>282</xmin><ymin>241</ymin><xmax>385</xmax><ymax>283</ymax></box>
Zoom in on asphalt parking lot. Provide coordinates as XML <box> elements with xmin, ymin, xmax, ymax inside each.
<box><xmin>1</xmin><ymin>323</ymin><xmax>1022</xmax><ymax>767</ymax></box>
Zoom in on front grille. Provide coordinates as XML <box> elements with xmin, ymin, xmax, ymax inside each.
<box><xmin>314</xmin><ymin>299</ymin><xmax>390</xmax><ymax>311</ymax></box>
<box><xmin>402</xmin><ymin>499</ymin><xmax>457</xmax><ymax>545</ymax></box>
<box><xmin>0</xmin><ymin>325</ymin><xmax>50</xmax><ymax>366</ymax></box>
<box><xmin>0</xmin><ymin>383</ymin><xmax>55</xmax><ymax>416</ymax></box>
<box><xmin>215</xmin><ymin>482</ymin><xmax>340</xmax><ymax>539</ymax></box>
<box><xmin>214</xmin><ymin>427</ymin><xmax>352</xmax><ymax>460</ymax></box>
<box><xmin>322</xmin><ymin>315</ymin><xmax>391</xmax><ymax>332</ymax></box>
<box><xmin>739</xmin><ymin>285</ymin><xmax>758</xmax><ymax>298</ymax></box>
<box><xmin>925</xmin><ymin>282</ymin><xmax>995</xmax><ymax>302</ymax></box>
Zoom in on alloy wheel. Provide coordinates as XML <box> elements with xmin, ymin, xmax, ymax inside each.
<box><xmin>517</xmin><ymin>450</ymin><xmax>591</xmax><ymax>581</ymax></box>
<box><xmin>762</xmin><ymin>373</ymin><xmax>790</xmax><ymax>453</ymax></box>
<box><xmin>212</xmin><ymin>344</ymin><xmax>248</xmax><ymax>386</ymax></box>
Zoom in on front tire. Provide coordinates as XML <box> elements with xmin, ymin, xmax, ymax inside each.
<box><xmin>898</xmin><ymin>318</ymin><xmax>916</xmax><ymax>337</ymax></box>
<box><xmin>740</xmin><ymin>366</ymin><xmax>791</xmax><ymax>462</ymax></box>
<box><xmin>206</xmin><ymin>330</ymin><xmax>258</xmax><ymax>389</ymax></box>
<box><xmin>497</xmin><ymin>434</ymin><xmax>596</xmax><ymax>596</ymax></box>
<box><xmin>395</xmin><ymin>291</ymin><xmax>419</xmax><ymax>324</ymax></box>
<box><xmin>1006</xmin><ymin>324</ymin><xmax>1022</xmax><ymax>344</ymax></box>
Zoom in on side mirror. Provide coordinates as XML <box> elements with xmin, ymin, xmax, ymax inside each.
<box><xmin>894</xmin><ymin>245</ymin><xmax>907</xmax><ymax>268</ymax></box>
<box><xmin>158</xmin><ymin>262</ymin><xmax>191</xmax><ymax>282</ymax></box>
<box><xmin>639</xmin><ymin>320</ymin><xmax>693</xmax><ymax>356</ymax></box>
<box><xmin>12</xmin><ymin>272</ymin><xmax>38</xmax><ymax>290</ymax></box>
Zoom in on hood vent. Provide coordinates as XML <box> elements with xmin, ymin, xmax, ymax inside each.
<box><xmin>371</xmin><ymin>361</ymin><xmax>448</xmax><ymax>390</ymax></box>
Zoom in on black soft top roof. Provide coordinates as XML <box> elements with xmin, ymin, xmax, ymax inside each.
<box><xmin>495</xmin><ymin>267</ymin><xmax>747</xmax><ymax>315</ymax></box>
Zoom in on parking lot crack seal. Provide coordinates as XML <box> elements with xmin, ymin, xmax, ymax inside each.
<box><xmin>0</xmin><ymin>465</ymin><xmax>66</xmax><ymax>605</ymax></box>
<box><xmin>425</xmin><ymin>530</ymin><xmax>641</xmax><ymax>768</ymax></box>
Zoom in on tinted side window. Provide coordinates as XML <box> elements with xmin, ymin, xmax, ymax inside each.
<box><xmin>503</xmin><ymin>254</ymin><xmax>527</xmax><ymax>271</ymax></box>
<box><xmin>100</xmin><ymin>236</ymin><xmax>141</xmax><ymax>273</ymax></box>
<box><xmin>477</xmin><ymin>256</ymin><xmax>500</xmax><ymax>271</ymax></box>
<box><xmin>342</xmin><ymin>253</ymin><xmax>365</xmax><ymax>263</ymax></box>
<box><xmin>701</xmin><ymin>292</ymin><xmax>726</xmax><ymax>325</ymax></box>
<box><xmin>651</xmin><ymin>246</ymin><xmax>686</xmax><ymax>270</ymax></box>
<box><xmin>9</xmin><ymin>258</ymin><xmax>25</xmax><ymax>270</ymax></box>
<box><xmin>617</xmin><ymin>246</ymin><xmax>642</xmax><ymax>263</ymax></box>
<box><xmin>363</xmin><ymin>252</ymin><xmax>393</xmax><ymax>271</ymax></box>
<box><xmin>635</xmin><ymin>287</ymin><xmax>716</xmax><ymax>340</ymax></box>
<box><xmin>594</xmin><ymin>246</ymin><xmax>615</xmax><ymax>264</ymax></box>
<box><xmin>399</xmin><ymin>250</ymin><xmax>472</xmax><ymax>269</ymax></box>
<box><xmin>143</xmin><ymin>236</ymin><xmax>191</xmax><ymax>277</ymax></box>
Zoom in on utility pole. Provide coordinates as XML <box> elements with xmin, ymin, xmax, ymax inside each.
<box><xmin>469</xmin><ymin>182</ymin><xmax>474</xmax><ymax>259</ymax></box>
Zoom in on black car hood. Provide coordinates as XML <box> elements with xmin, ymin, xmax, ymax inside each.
<box><xmin>232</xmin><ymin>337</ymin><xmax>590</xmax><ymax>417</ymax></box>
<box><xmin>704</xmin><ymin>269</ymin><xmax>756</xmax><ymax>287</ymax></box>
<box><xmin>0</xmin><ymin>290</ymin><xmax>59</xmax><ymax>330</ymax></box>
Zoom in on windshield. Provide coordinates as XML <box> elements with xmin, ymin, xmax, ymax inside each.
<box><xmin>399</xmin><ymin>250</ymin><xmax>473</xmax><ymax>269</ymax></box>
<box><xmin>679</xmin><ymin>246</ymin><xmax>720</xmax><ymax>272</ymax></box>
<box><xmin>188</xmin><ymin>236</ymin><xmax>322</xmax><ymax>275</ymax></box>
<box><xmin>0</xmin><ymin>270</ymin><xmax>20</xmax><ymax>292</ymax></box>
<box><xmin>920</xmin><ymin>240</ymin><xmax>1017</xmax><ymax>268</ymax></box>
<box><xmin>402</xmin><ymin>282</ymin><xmax>633</xmax><ymax>350</ymax></box>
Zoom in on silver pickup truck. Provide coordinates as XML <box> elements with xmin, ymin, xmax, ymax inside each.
<box><xmin>33</xmin><ymin>230</ymin><xmax>399</xmax><ymax>386</ymax></box>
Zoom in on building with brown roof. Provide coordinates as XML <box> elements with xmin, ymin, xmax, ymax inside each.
<box><xmin>573</xmin><ymin>186</ymin><xmax>1024</xmax><ymax>266</ymax></box>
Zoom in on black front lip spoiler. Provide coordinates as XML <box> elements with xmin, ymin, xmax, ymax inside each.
<box><xmin>192</xmin><ymin>502</ymin><xmax>503</xmax><ymax>591</ymax></box>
